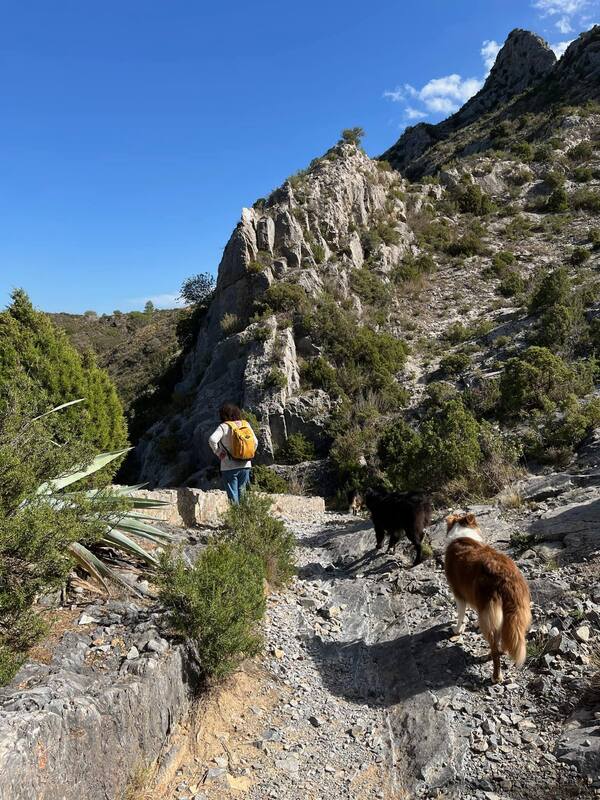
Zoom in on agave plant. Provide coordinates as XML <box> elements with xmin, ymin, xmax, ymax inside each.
<box><xmin>28</xmin><ymin>400</ymin><xmax>174</xmax><ymax>593</ymax></box>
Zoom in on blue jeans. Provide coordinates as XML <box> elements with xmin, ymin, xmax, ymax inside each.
<box><xmin>222</xmin><ymin>467</ymin><xmax>251</xmax><ymax>504</ymax></box>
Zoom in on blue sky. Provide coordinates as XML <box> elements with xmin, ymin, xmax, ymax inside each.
<box><xmin>0</xmin><ymin>0</ymin><xmax>597</xmax><ymax>314</ymax></box>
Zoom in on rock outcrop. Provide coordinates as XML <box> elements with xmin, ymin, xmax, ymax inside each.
<box><xmin>382</xmin><ymin>29</ymin><xmax>556</xmax><ymax>177</ymax></box>
<box><xmin>135</xmin><ymin>144</ymin><xmax>412</xmax><ymax>487</ymax></box>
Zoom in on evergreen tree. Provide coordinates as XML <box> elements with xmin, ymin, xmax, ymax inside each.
<box><xmin>0</xmin><ymin>290</ymin><xmax>128</xmax><ymax>458</ymax></box>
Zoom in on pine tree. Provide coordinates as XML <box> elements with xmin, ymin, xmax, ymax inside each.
<box><xmin>0</xmin><ymin>290</ymin><xmax>128</xmax><ymax>458</ymax></box>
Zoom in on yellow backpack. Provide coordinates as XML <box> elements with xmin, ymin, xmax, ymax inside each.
<box><xmin>225</xmin><ymin>421</ymin><xmax>257</xmax><ymax>460</ymax></box>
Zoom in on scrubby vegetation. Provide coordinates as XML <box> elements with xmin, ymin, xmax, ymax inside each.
<box><xmin>158</xmin><ymin>492</ymin><xmax>295</xmax><ymax>680</ymax></box>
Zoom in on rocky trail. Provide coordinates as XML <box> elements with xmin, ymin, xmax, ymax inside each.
<box><xmin>150</xmin><ymin>505</ymin><xmax>600</xmax><ymax>800</ymax></box>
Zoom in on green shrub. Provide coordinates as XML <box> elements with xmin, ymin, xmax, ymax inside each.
<box><xmin>301</xmin><ymin>356</ymin><xmax>341</xmax><ymax>396</ymax></box>
<box><xmin>220</xmin><ymin>313</ymin><xmax>240</xmax><ymax>334</ymax></box>
<box><xmin>455</xmin><ymin>182</ymin><xmax>494</xmax><ymax>215</ymax></box>
<box><xmin>571</xmin><ymin>189</ymin><xmax>600</xmax><ymax>212</ymax></box>
<box><xmin>545</xmin><ymin>187</ymin><xmax>569</xmax><ymax>213</ymax></box>
<box><xmin>158</xmin><ymin>542</ymin><xmax>265</xmax><ymax>680</ymax></box>
<box><xmin>393</xmin><ymin>252</ymin><xmax>436</xmax><ymax>282</ymax></box>
<box><xmin>280</xmin><ymin>432</ymin><xmax>316</xmax><ymax>464</ymax></box>
<box><xmin>499</xmin><ymin>271</ymin><xmax>525</xmax><ymax>298</ymax></box>
<box><xmin>376</xmin><ymin>221</ymin><xmax>401</xmax><ymax>246</ymax></box>
<box><xmin>445</xmin><ymin>233</ymin><xmax>485</xmax><ymax>257</ymax></box>
<box><xmin>360</xmin><ymin>228</ymin><xmax>383</xmax><ymax>256</ymax></box>
<box><xmin>378</xmin><ymin>397</ymin><xmax>516</xmax><ymax>499</ymax></box>
<box><xmin>341</xmin><ymin>127</ymin><xmax>364</xmax><ymax>146</ymax></box>
<box><xmin>439</xmin><ymin>353</ymin><xmax>471</xmax><ymax>376</ymax></box>
<box><xmin>247</xmin><ymin>250</ymin><xmax>273</xmax><ymax>274</ymax></box>
<box><xmin>0</xmin><ymin>290</ymin><xmax>127</xmax><ymax>463</ymax></box>
<box><xmin>265</xmin><ymin>368</ymin><xmax>287</xmax><ymax>390</ymax></box>
<box><xmin>571</xmin><ymin>246</ymin><xmax>591</xmax><ymax>265</ymax></box>
<box><xmin>533</xmin><ymin>143</ymin><xmax>554</xmax><ymax>163</ymax></box>
<box><xmin>223</xmin><ymin>491</ymin><xmax>295</xmax><ymax>586</ymax></box>
<box><xmin>250</xmin><ymin>465</ymin><xmax>289</xmax><ymax>494</ymax></box>
<box><xmin>311</xmin><ymin>242</ymin><xmax>326</xmax><ymax>264</ymax></box>
<box><xmin>349</xmin><ymin>268</ymin><xmax>389</xmax><ymax>306</ymax></box>
<box><xmin>512</xmin><ymin>141</ymin><xmax>534</xmax><ymax>162</ymax></box>
<box><xmin>543</xmin><ymin>170</ymin><xmax>564</xmax><ymax>190</ymax></box>
<box><xmin>263</xmin><ymin>282</ymin><xmax>309</xmax><ymax>314</ymax></box>
<box><xmin>567</xmin><ymin>141</ymin><xmax>593</xmax><ymax>162</ymax></box>
<box><xmin>499</xmin><ymin>347</ymin><xmax>593</xmax><ymax>418</ymax></box>
<box><xmin>573</xmin><ymin>166</ymin><xmax>593</xmax><ymax>183</ymax></box>
<box><xmin>588</xmin><ymin>228</ymin><xmax>600</xmax><ymax>249</ymax></box>
<box><xmin>536</xmin><ymin>304</ymin><xmax>583</xmax><ymax>350</ymax></box>
<box><xmin>529</xmin><ymin>267</ymin><xmax>570</xmax><ymax>312</ymax></box>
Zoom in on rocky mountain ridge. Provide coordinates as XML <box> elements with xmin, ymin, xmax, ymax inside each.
<box><xmin>134</xmin><ymin>24</ymin><xmax>600</xmax><ymax>497</ymax></box>
<box><xmin>383</xmin><ymin>26</ymin><xmax>600</xmax><ymax>179</ymax></box>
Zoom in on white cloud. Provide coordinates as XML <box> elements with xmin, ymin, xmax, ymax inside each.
<box><xmin>129</xmin><ymin>292</ymin><xmax>184</xmax><ymax>310</ymax></box>
<box><xmin>383</xmin><ymin>87</ymin><xmax>404</xmax><ymax>102</ymax></box>
<box><xmin>533</xmin><ymin>0</ymin><xmax>592</xmax><ymax>31</ymax></box>
<box><xmin>551</xmin><ymin>38</ymin><xmax>574</xmax><ymax>55</ymax></box>
<box><xmin>383</xmin><ymin>38</ymin><xmax>497</xmax><ymax>124</ymax></box>
<box><xmin>481</xmin><ymin>39</ymin><xmax>501</xmax><ymax>71</ymax></box>
<box><xmin>557</xmin><ymin>14</ymin><xmax>574</xmax><ymax>31</ymax></box>
<box><xmin>405</xmin><ymin>106</ymin><xmax>428</xmax><ymax>120</ymax></box>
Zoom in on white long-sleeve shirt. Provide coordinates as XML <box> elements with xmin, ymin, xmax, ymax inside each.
<box><xmin>208</xmin><ymin>421</ymin><xmax>258</xmax><ymax>471</ymax></box>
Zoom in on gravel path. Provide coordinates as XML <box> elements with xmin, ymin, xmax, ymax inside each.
<box><xmin>166</xmin><ymin>508</ymin><xmax>600</xmax><ymax>800</ymax></box>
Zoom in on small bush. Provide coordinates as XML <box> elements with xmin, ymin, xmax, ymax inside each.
<box><xmin>573</xmin><ymin>166</ymin><xmax>593</xmax><ymax>183</ymax></box>
<box><xmin>220</xmin><ymin>313</ymin><xmax>240</xmax><ymax>334</ymax></box>
<box><xmin>545</xmin><ymin>187</ymin><xmax>569</xmax><ymax>213</ymax></box>
<box><xmin>456</xmin><ymin>182</ymin><xmax>494</xmax><ymax>215</ymax></box>
<box><xmin>350</xmin><ymin>268</ymin><xmax>389</xmax><ymax>306</ymax></box>
<box><xmin>439</xmin><ymin>353</ymin><xmax>471</xmax><ymax>376</ymax></box>
<box><xmin>263</xmin><ymin>282</ymin><xmax>308</xmax><ymax>314</ymax></box>
<box><xmin>301</xmin><ymin>356</ymin><xmax>341</xmax><ymax>396</ymax></box>
<box><xmin>392</xmin><ymin>252</ymin><xmax>436</xmax><ymax>283</ymax></box>
<box><xmin>280</xmin><ymin>432</ymin><xmax>316</xmax><ymax>464</ymax></box>
<box><xmin>588</xmin><ymin>228</ymin><xmax>600</xmax><ymax>249</ymax></box>
<box><xmin>341</xmin><ymin>127</ymin><xmax>364</xmax><ymax>146</ymax></box>
<box><xmin>571</xmin><ymin>189</ymin><xmax>600</xmax><ymax>212</ymax></box>
<box><xmin>533</xmin><ymin>143</ymin><xmax>554</xmax><ymax>163</ymax></box>
<box><xmin>499</xmin><ymin>271</ymin><xmax>525</xmax><ymax>298</ymax></box>
<box><xmin>567</xmin><ymin>141</ymin><xmax>593</xmax><ymax>162</ymax></box>
<box><xmin>247</xmin><ymin>250</ymin><xmax>273</xmax><ymax>274</ymax></box>
<box><xmin>265</xmin><ymin>368</ymin><xmax>287</xmax><ymax>391</ymax></box>
<box><xmin>251</xmin><ymin>465</ymin><xmax>289</xmax><ymax>494</ymax></box>
<box><xmin>223</xmin><ymin>492</ymin><xmax>295</xmax><ymax>587</ymax></box>
<box><xmin>543</xmin><ymin>170</ymin><xmax>564</xmax><ymax>190</ymax></box>
<box><xmin>571</xmin><ymin>246</ymin><xmax>591</xmax><ymax>265</ymax></box>
<box><xmin>499</xmin><ymin>347</ymin><xmax>593</xmax><ymax>418</ymax></box>
<box><xmin>529</xmin><ymin>267</ymin><xmax>570</xmax><ymax>312</ymax></box>
<box><xmin>445</xmin><ymin>233</ymin><xmax>485</xmax><ymax>257</ymax></box>
<box><xmin>512</xmin><ymin>141</ymin><xmax>533</xmax><ymax>162</ymax></box>
<box><xmin>158</xmin><ymin>542</ymin><xmax>265</xmax><ymax>680</ymax></box>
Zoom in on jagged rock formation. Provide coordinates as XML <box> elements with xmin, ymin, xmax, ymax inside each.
<box><xmin>136</xmin><ymin>144</ymin><xmax>412</xmax><ymax>486</ymax></box>
<box><xmin>382</xmin><ymin>29</ymin><xmax>557</xmax><ymax>177</ymax></box>
<box><xmin>383</xmin><ymin>26</ymin><xmax>600</xmax><ymax>179</ymax></box>
<box><xmin>134</xmin><ymin>24</ymin><xmax>600</xmax><ymax>495</ymax></box>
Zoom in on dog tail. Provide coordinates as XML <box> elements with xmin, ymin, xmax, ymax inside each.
<box><xmin>499</xmin><ymin>578</ymin><xmax>532</xmax><ymax>667</ymax></box>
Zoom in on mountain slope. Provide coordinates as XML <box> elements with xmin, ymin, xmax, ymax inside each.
<box><xmin>134</xmin><ymin>26</ymin><xmax>600</xmax><ymax>499</ymax></box>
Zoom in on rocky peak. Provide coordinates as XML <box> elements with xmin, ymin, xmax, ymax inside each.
<box><xmin>546</xmin><ymin>25</ymin><xmax>600</xmax><ymax>104</ymax></box>
<box><xmin>382</xmin><ymin>28</ymin><xmax>556</xmax><ymax>175</ymax></box>
<box><xmin>468</xmin><ymin>29</ymin><xmax>556</xmax><ymax>116</ymax></box>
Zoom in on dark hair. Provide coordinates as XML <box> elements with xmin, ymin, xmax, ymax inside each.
<box><xmin>219</xmin><ymin>402</ymin><xmax>243</xmax><ymax>422</ymax></box>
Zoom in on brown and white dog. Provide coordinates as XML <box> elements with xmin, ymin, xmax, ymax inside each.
<box><xmin>444</xmin><ymin>512</ymin><xmax>531</xmax><ymax>684</ymax></box>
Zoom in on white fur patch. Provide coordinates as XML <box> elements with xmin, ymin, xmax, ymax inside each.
<box><xmin>446</xmin><ymin>524</ymin><xmax>483</xmax><ymax>550</ymax></box>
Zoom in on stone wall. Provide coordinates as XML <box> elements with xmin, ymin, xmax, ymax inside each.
<box><xmin>123</xmin><ymin>487</ymin><xmax>325</xmax><ymax>527</ymax></box>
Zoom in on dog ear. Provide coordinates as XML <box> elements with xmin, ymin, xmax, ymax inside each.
<box><xmin>465</xmin><ymin>512</ymin><xmax>477</xmax><ymax>526</ymax></box>
<box><xmin>445</xmin><ymin>514</ymin><xmax>456</xmax><ymax>530</ymax></box>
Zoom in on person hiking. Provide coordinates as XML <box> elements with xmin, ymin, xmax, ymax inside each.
<box><xmin>208</xmin><ymin>402</ymin><xmax>258</xmax><ymax>503</ymax></box>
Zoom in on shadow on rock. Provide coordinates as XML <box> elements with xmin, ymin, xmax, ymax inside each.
<box><xmin>307</xmin><ymin>623</ymin><xmax>475</xmax><ymax>708</ymax></box>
